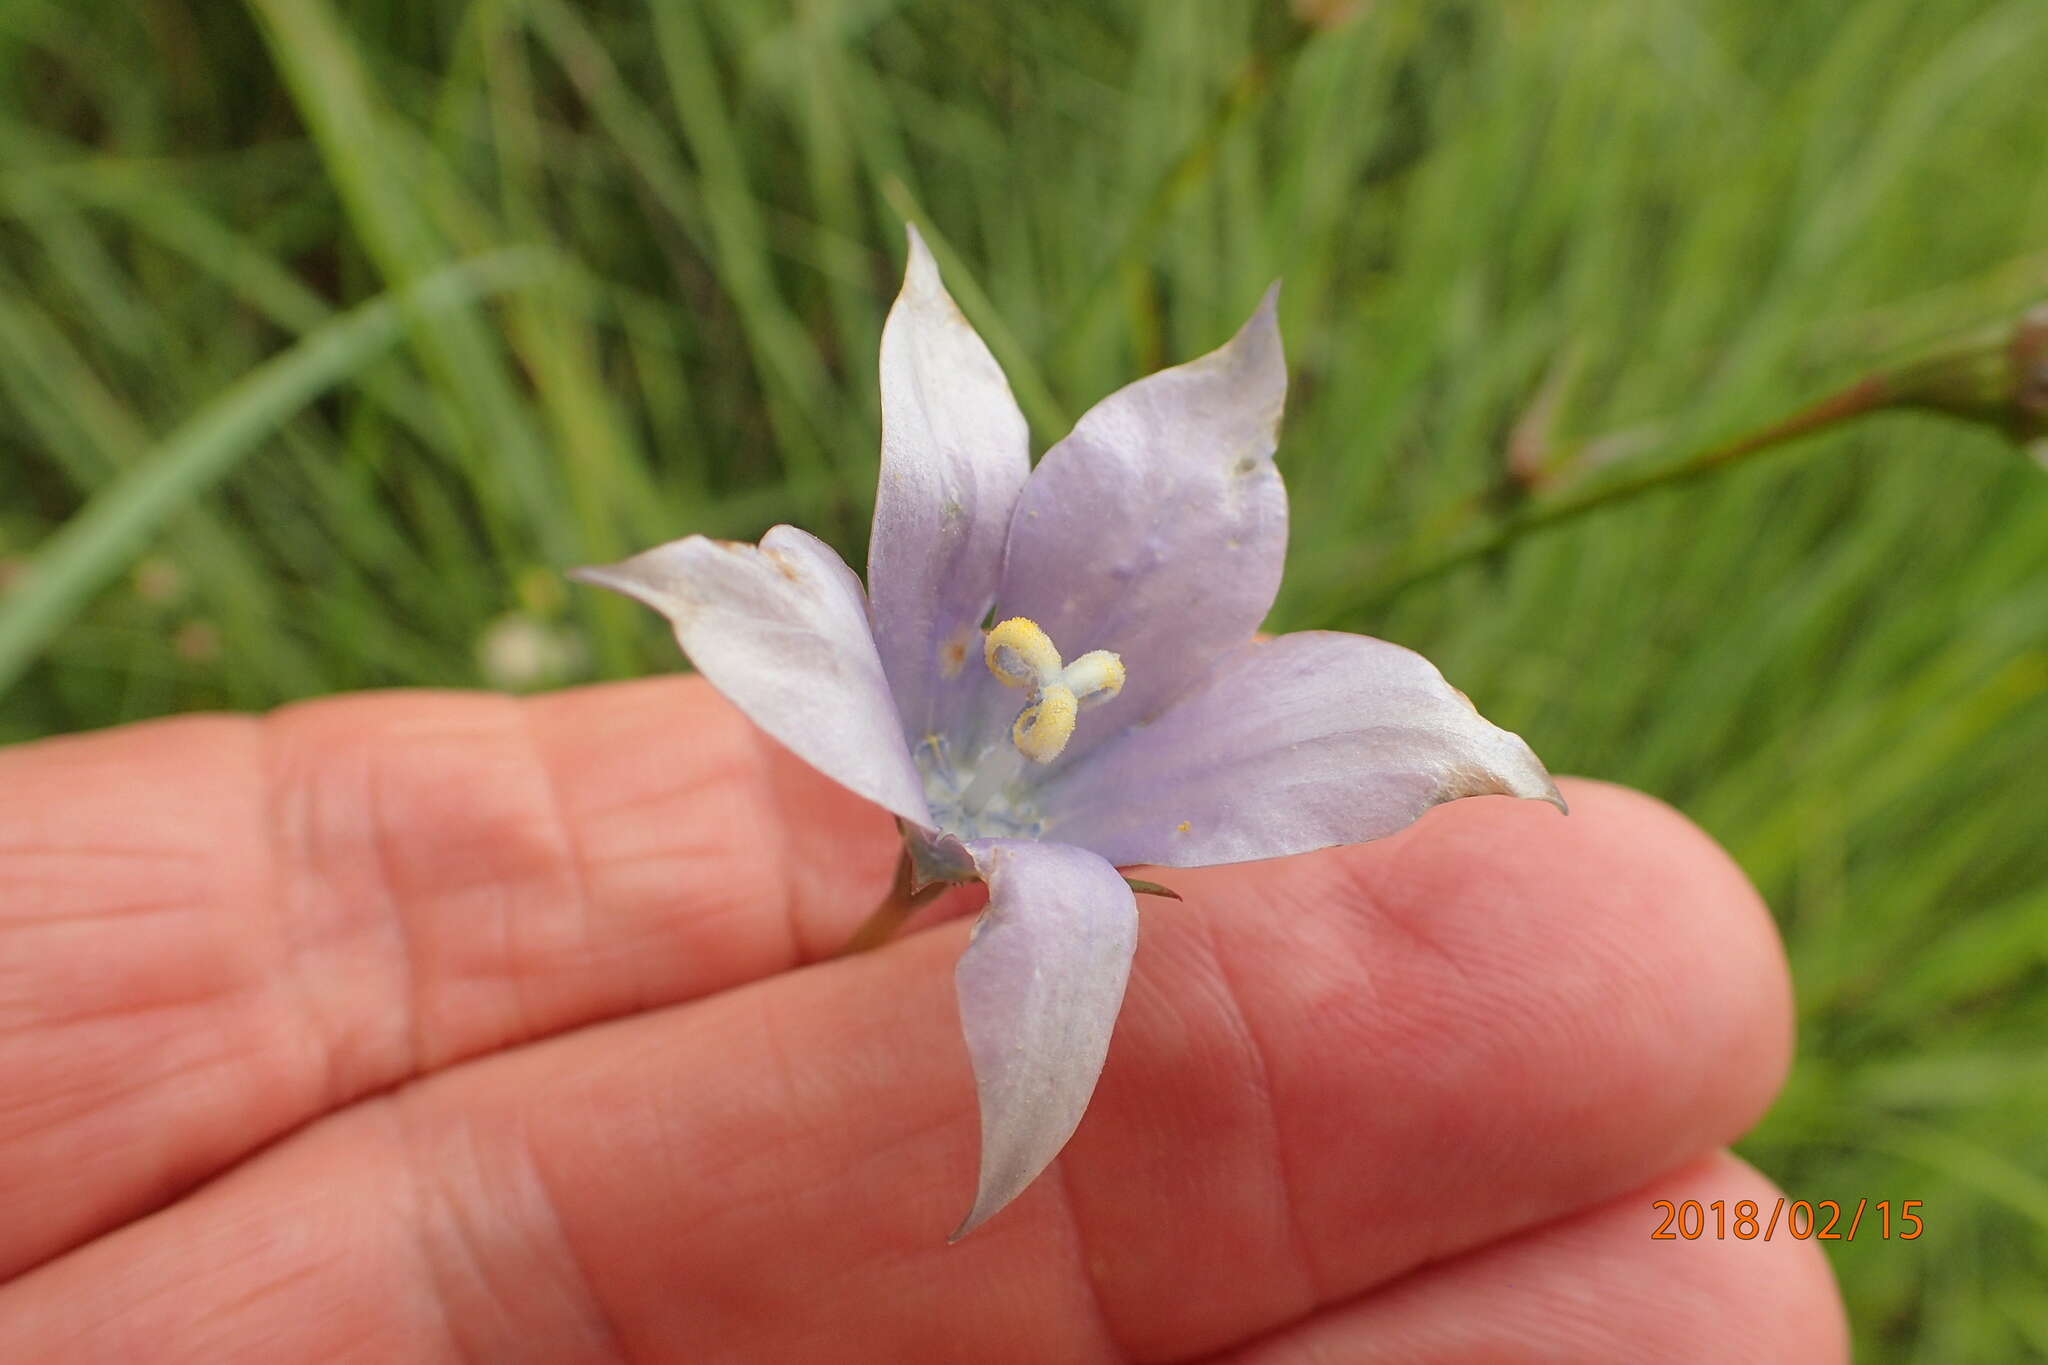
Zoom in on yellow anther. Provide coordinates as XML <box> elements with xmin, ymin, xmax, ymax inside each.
<box><xmin>1012</xmin><ymin>684</ymin><xmax>1078</xmax><ymax>764</ymax></box>
<box><xmin>981</xmin><ymin>618</ymin><xmax>1125</xmax><ymax>767</ymax></box>
<box><xmin>1063</xmin><ymin>649</ymin><xmax>1126</xmax><ymax>708</ymax></box>
<box><xmin>984</xmin><ymin>616</ymin><xmax>1061</xmax><ymax>689</ymax></box>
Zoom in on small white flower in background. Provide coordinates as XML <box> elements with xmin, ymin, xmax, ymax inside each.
<box><xmin>477</xmin><ymin>613</ymin><xmax>587</xmax><ymax>691</ymax></box>
<box><xmin>573</xmin><ymin>227</ymin><xmax>1563</xmax><ymax>1240</ymax></box>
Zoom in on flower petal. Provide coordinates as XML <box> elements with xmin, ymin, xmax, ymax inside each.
<box><xmin>570</xmin><ymin>527</ymin><xmax>932</xmax><ymax>827</ymax></box>
<box><xmin>1038</xmin><ymin>630</ymin><xmax>1564</xmax><ymax>868</ymax></box>
<box><xmin>988</xmin><ymin>286</ymin><xmax>1288</xmax><ymax>762</ymax></box>
<box><xmin>951</xmin><ymin>838</ymin><xmax>1138</xmax><ymax>1240</ymax></box>
<box><xmin>869</xmin><ymin>225</ymin><xmax>1031</xmax><ymax>747</ymax></box>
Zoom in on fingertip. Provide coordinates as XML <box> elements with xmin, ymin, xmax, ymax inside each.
<box><xmin>1217</xmin><ymin>1150</ymin><xmax>1850</xmax><ymax>1364</ymax></box>
<box><xmin>1397</xmin><ymin>775</ymin><xmax>1795</xmax><ymax>1130</ymax></box>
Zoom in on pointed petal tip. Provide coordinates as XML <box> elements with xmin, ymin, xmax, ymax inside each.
<box><xmin>563</xmin><ymin>560</ymin><xmax>639</xmax><ymax>599</ymax></box>
<box><xmin>947</xmin><ymin>1201</ymin><xmax>997</xmax><ymax>1244</ymax></box>
<box><xmin>561</xmin><ymin>545</ymin><xmax>706</xmax><ymax>613</ymax></box>
<box><xmin>901</xmin><ymin>221</ymin><xmax>942</xmax><ymax>295</ymax></box>
<box><xmin>1484</xmin><ymin>728</ymin><xmax>1568</xmax><ymax>816</ymax></box>
<box><xmin>1541</xmin><ymin>780</ymin><xmax>1570</xmax><ymax>816</ymax></box>
<box><xmin>1214</xmin><ymin>281</ymin><xmax>1286</xmax><ymax>397</ymax></box>
<box><xmin>1239</xmin><ymin>282</ymin><xmax>1283</xmax><ymax>342</ymax></box>
<box><xmin>1495</xmin><ymin>725</ymin><xmax>1566</xmax><ymax>815</ymax></box>
<box><xmin>946</xmin><ymin>1143</ymin><xmax>1043</xmax><ymax>1242</ymax></box>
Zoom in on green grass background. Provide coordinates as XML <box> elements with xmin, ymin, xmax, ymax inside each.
<box><xmin>3</xmin><ymin>0</ymin><xmax>2045</xmax><ymax>1356</ymax></box>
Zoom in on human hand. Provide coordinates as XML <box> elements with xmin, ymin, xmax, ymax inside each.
<box><xmin>0</xmin><ymin>676</ymin><xmax>1845</xmax><ymax>1362</ymax></box>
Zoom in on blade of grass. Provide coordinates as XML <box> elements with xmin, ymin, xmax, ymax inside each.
<box><xmin>0</xmin><ymin>250</ymin><xmax>550</xmax><ymax>696</ymax></box>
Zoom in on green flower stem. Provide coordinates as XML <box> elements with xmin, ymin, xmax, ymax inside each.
<box><xmin>837</xmin><ymin>848</ymin><xmax>951</xmax><ymax>957</ymax></box>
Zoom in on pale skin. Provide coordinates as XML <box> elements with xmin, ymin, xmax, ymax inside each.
<box><xmin>0</xmin><ymin>675</ymin><xmax>1848</xmax><ymax>1362</ymax></box>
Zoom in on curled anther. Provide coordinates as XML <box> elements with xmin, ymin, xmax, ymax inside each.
<box><xmin>979</xmin><ymin>616</ymin><xmax>1125</xmax><ymax>763</ymax></box>
<box><xmin>985</xmin><ymin>617</ymin><xmax>1062</xmax><ymax>689</ymax></box>
<box><xmin>1012</xmin><ymin>685</ymin><xmax>1078</xmax><ymax>763</ymax></box>
<box><xmin>1062</xmin><ymin>650</ymin><xmax>1126</xmax><ymax>708</ymax></box>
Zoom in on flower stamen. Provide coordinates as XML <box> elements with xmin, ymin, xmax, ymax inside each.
<box><xmin>984</xmin><ymin>616</ymin><xmax>1062</xmax><ymax>689</ymax></box>
<box><xmin>1062</xmin><ymin>650</ymin><xmax>1126</xmax><ymax>708</ymax></box>
<box><xmin>1012</xmin><ymin>684</ymin><xmax>1078</xmax><ymax>762</ymax></box>
<box><xmin>981</xmin><ymin>615</ymin><xmax>1123</xmax><ymax>764</ymax></box>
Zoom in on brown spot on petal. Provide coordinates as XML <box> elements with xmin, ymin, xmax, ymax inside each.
<box><xmin>938</xmin><ymin>622</ymin><xmax>983</xmax><ymax>680</ymax></box>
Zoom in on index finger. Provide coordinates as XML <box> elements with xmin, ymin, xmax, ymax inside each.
<box><xmin>0</xmin><ymin>780</ymin><xmax>1800</xmax><ymax>1362</ymax></box>
<box><xmin>0</xmin><ymin>676</ymin><xmax>893</xmax><ymax>1280</ymax></box>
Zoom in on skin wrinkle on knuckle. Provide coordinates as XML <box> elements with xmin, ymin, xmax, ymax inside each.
<box><xmin>1045</xmin><ymin>1154</ymin><xmax>1130</xmax><ymax>1365</ymax></box>
<box><xmin>261</xmin><ymin>698</ymin><xmax>427</xmax><ymax>1102</ymax></box>
<box><xmin>558</xmin><ymin>690</ymin><xmax>797</xmax><ymax>980</ymax></box>
<box><xmin>752</xmin><ymin>740</ymin><xmax>822</xmax><ymax>970</ymax></box>
<box><xmin>243</xmin><ymin>715</ymin><xmax>355</xmax><ymax>1121</ymax></box>
<box><xmin>382</xmin><ymin>1097</ymin><xmax>505</xmax><ymax>1365</ymax></box>
<box><xmin>411</xmin><ymin>696</ymin><xmax>610</xmax><ymax>1055</ymax></box>
<box><xmin>1229</xmin><ymin>855</ymin><xmax>1506</xmax><ymax>1281</ymax></box>
<box><xmin>574</xmin><ymin>679</ymin><xmax>838</xmax><ymax>971</ymax></box>
<box><xmin>1322</xmin><ymin>840</ymin><xmax>1484</xmax><ymax>1003</ymax></box>
<box><xmin>237</xmin><ymin>664</ymin><xmax>863</xmax><ymax>1306</ymax></box>
<box><xmin>744</xmin><ymin>737</ymin><xmax>902</xmax><ymax>964</ymax></box>
<box><xmin>265</xmin><ymin>692</ymin><xmax>649</xmax><ymax>1096</ymax></box>
<box><xmin>516</xmin><ymin>700</ymin><xmax>604</xmax><ymax>1021</ymax></box>
<box><xmin>386</xmin><ymin>1090</ymin><xmax>636</xmax><ymax>1365</ymax></box>
<box><xmin>369</xmin><ymin>720</ymin><xmax>438</xmax><ymax>1077</ymax></box>
<box><xmin>1184</xmin><ymin>906</ymin><xmax>1329</xmax><ymax>1313</ymax></box>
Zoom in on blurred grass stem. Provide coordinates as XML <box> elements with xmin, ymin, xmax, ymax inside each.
<box><xmin>0</xmin><ymin>251</ymin><xmax>549</xmax><ymax>697</ymax></box>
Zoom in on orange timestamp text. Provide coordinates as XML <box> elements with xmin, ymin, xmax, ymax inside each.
<box><xmin>1651</xmin><ymin>1198</ymin><xmax>1924</xmax><ymax>1242</ymax></box>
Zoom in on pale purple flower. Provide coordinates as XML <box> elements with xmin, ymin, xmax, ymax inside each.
<box><xmin>571</xmin><ymin>228</ymin><xmax>1563</xmax><ymax>1240</ymax></box>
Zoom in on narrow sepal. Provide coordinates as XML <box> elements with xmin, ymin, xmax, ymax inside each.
<box><xmin>950</xmin><ymin>839</ymin><xmax>1139</xmax><ymax>1240</ymax></box>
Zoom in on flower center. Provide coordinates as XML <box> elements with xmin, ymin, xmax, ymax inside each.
<box><xmin>982</xmin><ymin>616</ymin><xmax>1125</xmax><ymax>763</ymax></box>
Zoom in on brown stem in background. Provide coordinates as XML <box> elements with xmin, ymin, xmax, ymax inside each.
<box><xmin>1358</xmin><ymin>376</ymin><xmax>1896</xmax><ymax>607</ymax></box>
<box><xmin>1352</xmin><ymin>301</ymin><xmax>2048</xmax><ymax>611</ymax></box>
